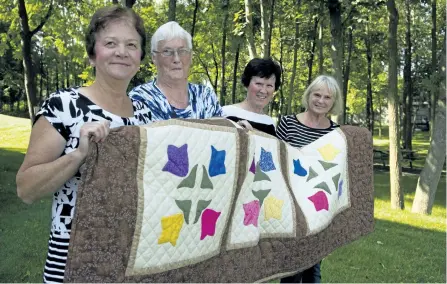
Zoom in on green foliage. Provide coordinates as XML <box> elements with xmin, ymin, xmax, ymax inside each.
<box><xmin>0</xmin><ymin>0</ymin><xmax>445</xmax><ymax>118</ymax></box>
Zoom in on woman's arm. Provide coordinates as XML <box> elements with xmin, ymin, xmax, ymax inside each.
<box><xmin>16</xmin><ymin>117</ymin><xmax>110</xmax><ymax>204</ymax></box>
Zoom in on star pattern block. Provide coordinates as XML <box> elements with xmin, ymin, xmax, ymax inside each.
<box><xmin>200</xmin><ymin>209</ymin><xmax>221</xmax><ymax>240</ymax></box>
<box><xmin>158</xmin><ymin>213</ymin><xmax>184</xmax><ymax>246</ymax></box>
<box><xmin>209</xmin><ymin>146</ymin><xmax>226</xmax><ymax>177</ymax></box>
<box><xmin>259</xmin><ymin>148</ymin><xmax>276</xmax><ymax>172</ymax></box>
<box><xmin>243</xmin><ymin>200</ymin><xmax>260</xmax><ymax>227</ymax></box>
<box><xmin>317</xmin><ymin>143</ymin><xmax>341</xmax><ymax>162</ymax></box>
<box><xmin>162</xmin><ymin>144</ymin><xmax>189</xmax><ymax>177</ymax></box>
<box><xmin>308</xmin><ymin>191</ymin><xmax>329</xmax><ymax>211</ymax></box>
<box><xmin>264</xmin><ymin>195</ymin><xmax>284</xmax><ymax>221</ymax></box>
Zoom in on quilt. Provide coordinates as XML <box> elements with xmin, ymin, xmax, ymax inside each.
<box><xmin>64</xmin><ymin>118</ymin><xmax>374</xmax><ymax>282</ymax></box>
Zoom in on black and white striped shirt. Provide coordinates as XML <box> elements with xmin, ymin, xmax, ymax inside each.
<box><xmin>276</xmin><ymin>114</ymin><xmax>339</xmax><ymax>148</ymax></box>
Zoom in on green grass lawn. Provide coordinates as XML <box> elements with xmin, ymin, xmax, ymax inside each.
<box><xmin>0</xmin><ymin>115</ymin><xmax>445</xmax><ymax>282</ymax></box>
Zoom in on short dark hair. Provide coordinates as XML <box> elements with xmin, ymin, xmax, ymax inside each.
<box><xmin>85</xmin><ymin>6</ymin><xmax>146</xmax><ymax>60</ymax></box>
<box><xmin>241</xmin><ymin>58</ymin><xmax>282</xmax><ymax>90</ymax></box>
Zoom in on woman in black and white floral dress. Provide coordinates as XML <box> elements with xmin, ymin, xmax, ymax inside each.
<box><xmin>16</xmin><ymin>6</ymin><xmax>152</xmax><ymax>283</ymax></box>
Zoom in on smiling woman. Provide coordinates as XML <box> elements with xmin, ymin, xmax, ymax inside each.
<box><xmin>222</xmin><ymin>58</ymin><xmax>282</xmax><ymax>137</ymax></box>
<box><xmin>15</xmin><ymin>6</ymin><xmax>152</xmax><ymax>283</ymax></box>
<box><xmin>276</xmin><ymin>75</ymin><xmax>343</xmax><ymax>283</ymax></box>
<box><xmin>129</xmin><ymin>21</ymin><xmax>222</xmax><ymax>120</ymax></box>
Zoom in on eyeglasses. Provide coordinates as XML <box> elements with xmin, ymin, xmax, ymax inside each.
<box><xmin>152</xmin><ymin>48</ymin><xmax>192</xmax><ymax>57</ymax></box>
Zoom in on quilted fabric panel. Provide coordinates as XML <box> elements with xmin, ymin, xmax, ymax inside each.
<box><xmin>64</xmin><ymin>122</ymin><xmax>374</xmax><ymax>283</ymax></box>
<box><xmin>287</xmin><ymin>128</ymin><xmax>350</xmax><ymax>235</ymax></box>
<box><xmin>254</xmin><ymin>134</ymin><xmax>296</xmax><ymax>238</ymax></box>
<box><xmin>226</xmin><ymin>133</ymin><xmax>296</xmax><ymax>250</ymax></box>
<box><xmin>126</xmin><ymin>122</ymin><xmax>239</xmax><ymax>276</ymax></box>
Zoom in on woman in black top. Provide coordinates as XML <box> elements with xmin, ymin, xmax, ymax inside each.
<box><xmin>222</xmin><ymin>58</ymin><xmax>282</xmax><ymax>136</ymax></box>
<box><xmin>277</xmin><ymin>75</ymin><xmax>343</xmax><ymax>283</ymax></box>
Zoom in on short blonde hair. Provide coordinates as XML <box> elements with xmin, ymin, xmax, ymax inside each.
<box><xmin>301</xmin><ymin>75</ymin><xmax>343</xmax><ymax>115</ymax></box>
<box><xmin>151</xmin><ymin>21</ymin><xmax>192</xmax><ymax>52</ymax></box>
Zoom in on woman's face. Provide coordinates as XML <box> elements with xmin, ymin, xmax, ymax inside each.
<box><xmin>91</xmin><ymin>19</ymin><xmax>142</xmax><ymax>81</ymax></box>
<box><xmin>246</xmin><ymin>75</ymin><xmax>276</xmax><ymax>112</ymax></box>
<box><xmin>307</xmin><ymin>84</ymin><xmax>335</xmax><ymax>116</ymax></box>
<box><xmin>152</xmin><ymin>38</ymin><xmax>192</xmax><ymax>81</ymax></box>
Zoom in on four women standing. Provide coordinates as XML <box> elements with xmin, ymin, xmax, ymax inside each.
<box><xmin>16</xmin><ymin>4</ymin><xmax>344</xmax><ymax>282</ymax></box>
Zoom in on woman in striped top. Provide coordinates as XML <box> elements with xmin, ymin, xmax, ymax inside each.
<box><xmin>277</xmin><ymin>75</ymin><xmax>343</xmax><ymax>283</ymax></box>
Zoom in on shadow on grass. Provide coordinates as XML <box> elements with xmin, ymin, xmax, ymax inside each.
<box><xmin>323</xmin><ymin>218</ymin><xmax>446</xmax><ymax>283</ymax></box>
<box><xmin>373</xmin><ymin>169</ymin><xmax>447</xmax><ymax>208</ymax></box>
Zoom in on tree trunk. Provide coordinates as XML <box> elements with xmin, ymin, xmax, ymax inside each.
<box><xmin>39</xmin><ymin>49</ymin><xmax>43</xmax><ymax>103</ymax></box>
<box><xmin>244</xmin><ymin>0</ymin><xmax>257</xmax><ymax>59</ymax></box>
<box><xmin>327</xmin><ymin>0</ymin><xmax>344</xmax><ymax>124</ymax></box>
<box><xmin>365</xmin><ymin>24</ymin><xmax>373</xmax><ymax>133</ymax></box>
<box><xmin>318</xmin><ymin>1</ymin><xmax>324</xmax><ymax>75</ymax></box>
<box><xmin>231</xmin><ymin>42</ymin><xmax>240</xmax><ymax>104</ymax></box>
<box><xmin>403</xmin><ymin>0</ymin><xmax>413</xmax><ymax>150</ymax></box>
<box><xmin>266</xmin><ymin>0</ymin><xmax>275</xmax><ymax>58</ymax></box>
<box><xmin>279</xmin><ymin>18</ymin><xmax>285</xmax><ymax>114</ymax></box>
<box><xmin>286</xmin><ymin>6</ymin><xmax>300</xmax><ymax>115</ymax></box>
<box><xmin>260</xmin><ymin>0</ymin><xmax>268</xmax><ymax>58</ymax></box>
<box><xmin>190</xmin><ymin>0</ymin><xmax>199</xmax><ymax>43</ymax></box>
<box><xmin>378</xmin><ymin>92</ymin><xmax>383</xmax><ymax>138</ymax></box>
<box><xmin>125</xmin><ymin>0</ymin><xmax>136</xmax><ymax>8</ymax></box>
<box><xmin>18</xmin><ymin>0</ymin><xmax>52</xmax><ymax>122</ymax></box>
<box><xmin>411</xmin><ymin>42</ymin><xmax>446</xmax><ymax>214</ymax></box>
<box><xmin>220</xmin><ymin>0</ymin><xmax>229</xmax><ymax>106</ymax></box>
<box><xmin>429</xmin><ymin>0</ymin><xmax>437</xmax><ymax>137</ymax></box>
<box><xmin>55</xmin><ymin>59</ymin><xmax>59</xmax><ymax>90</ymax></box>
<box><xmin>307</xmin><ymin>17</ymin><xmax>318</xmax><ymax>86</ymax></box>
<box><xmin>343</xmin><ymin>25</ymin><xmax>353</xmax><ymax>124</ymax></box>
<box><xmin>211</xmin><ymin>43</ymin><xmax>219</xmax><ymax>93</ymax></box>
<box><xmin>168</xmin><ymin>0</ymin><xmax>176</xmax><ymax>21</ymax></box>
<box><xmin>318</xmin><ymin>21</ymin><xmax>324</xmax><ymax>75</ymax></box>
<box><xmin>387</xmin><ymin>0</ymin><xmax>404</xmax><ymax>210</ymax></box>
<box><xmin>65</xmin><ymin>61</ymin><xmax>70</xmax><ymax>88</ymax></box>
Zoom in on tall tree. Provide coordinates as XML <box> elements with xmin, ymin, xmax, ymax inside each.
<box><xmin>402</xmin><ymin>0</ymin><xmax>413</xmax><ymax>150</ymax></box>
<box><xmin>429</xmin><ymin>0</ymin><xmax>437</xmax><ymax>136</ymax></box>
<box><xmin>244</xmin><ymin>0</ymin><xmax>257</xmax><ymax>58</ymax></box>
<box><xmin>190</xmin><ymin>0</ymin><xmax>199</xmax><ymax>42</ymax></box>
<box><xmin>318</xmin><ymin>17</ymin><xmax>324</xmax><ymax>75</ymax></box>
<box><xmin>231</xmin><ymin>42</ymin><xmax>241</xmax><ymax>104</ymax></box>
<box><xmin>286</xmin><ymin>0</ymin><xmax>300</xmax><ymax>114</ymax></box>
<box><xmin>168</xmin><ymin>0</ymin><xmax>176</xmax><ymax>21</ymax></box>
<box><xmin>342</xmin><ymin>24</ymin><xmax>353</xmax><ymax>124</ymax></box>
<box><xmin>386</xmin><ymin>0</ymin><xmax>404</xmax><ymax>210</ymax></box>
<box><xmin>306</xmin><ymin>16</ymin><xmax>318</xmax><ymax>86</ymax></box>
<box><xmin>365</xmin><ymin>21</ymin><xmax>373</xmax><ymax>133</ymax></box>
<box><xmin>260</xmin><ymin>0</ymin><xmax>269</xmax><ymax>58</ymax></box>
<box><xmin>219</xmin><ymin>0</ymin><xmax>230</xmax><ymax>106</ymax></box>
<box><xmin>18</xmin><ymin>0</ymin><xmax>53</xmax><ymax>122</ymax></box>
<box><xmin>327</xmin><ymin>0</ymin><xmax>344</xmax><ymax>124</ymax></box>
<box><xmin>266</xmin><ymin>0</ymin><xmax>275</xmax><ymax>58</ymax></box>
<box><xmin>411</xmin><ymin>35</ymin><xmax>446</xmax><ymax>215</ymax></box>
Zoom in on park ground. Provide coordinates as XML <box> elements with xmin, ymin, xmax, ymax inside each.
<box><xmin>0</xmin><ymin>114</ymin><xmax>445</xmax><ymax>282</ymax></box>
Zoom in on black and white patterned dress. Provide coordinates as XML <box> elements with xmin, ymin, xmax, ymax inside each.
<box><xmin>35</xmin><ymin>88</ymin><xmax>152</xmax><ymax>283</ymax></box>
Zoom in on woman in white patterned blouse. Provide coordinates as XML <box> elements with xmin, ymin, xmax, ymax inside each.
<box><xmin>16</xmin><ymin>6</ymin><xmax>152</xmax><ymax>283</ymax></box>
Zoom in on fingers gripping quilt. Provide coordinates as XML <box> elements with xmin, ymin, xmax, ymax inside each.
<box><xmin>65</xmin><ymin>119</ymin><xmax>374</xmax><ymax>283</ymax></box>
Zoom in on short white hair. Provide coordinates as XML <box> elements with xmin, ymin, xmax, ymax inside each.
<box><xmin>151</xmin><ymin>21</ymin><xmax>193</xmax><ymax>52</ymax></box>
<box><xmin>301</xmin><ymin>75</ymin><xmax>343</xmax><ymax>115</ymax></box>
